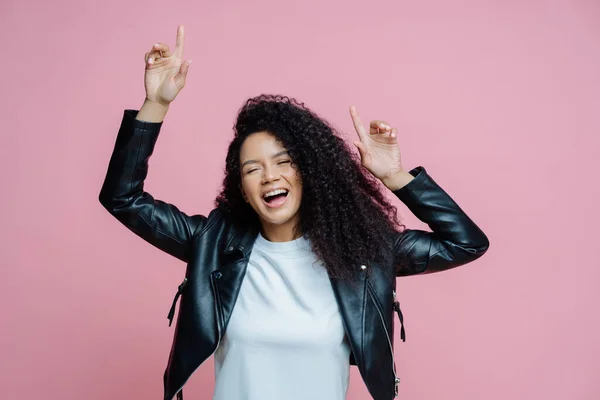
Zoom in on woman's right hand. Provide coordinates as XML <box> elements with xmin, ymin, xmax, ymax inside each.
<box><xmin>144</xmin><ymin>25</ymin><xmax>192</xmax><ymax>106</ymax></box>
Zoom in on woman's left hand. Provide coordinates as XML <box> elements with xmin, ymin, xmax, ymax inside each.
<box><xmin>350</xmin><ymin>106</ymin><xmax>406</xmax><ymax>188</ymax></box>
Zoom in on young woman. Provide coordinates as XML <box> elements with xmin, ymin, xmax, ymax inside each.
<box><xmin>99</xmin><ymin>25</ymin><xmax>489</xmax><ymax>400</ymax></box>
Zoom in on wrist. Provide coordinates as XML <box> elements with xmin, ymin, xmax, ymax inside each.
<box><xmin>382</xmin><ymin>170</ymin><xmax>415</xmax><ymax>191</ymax></box>
<box><xmin>137</xmin><ymin>99</ymin><xmax>170</xmax><ymax>123</ymax></box>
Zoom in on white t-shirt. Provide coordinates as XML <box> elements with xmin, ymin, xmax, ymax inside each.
<box><xmin>212</xmin><ymin>232</ymin><xmax>351</xmax><ymax>400</ymax></box>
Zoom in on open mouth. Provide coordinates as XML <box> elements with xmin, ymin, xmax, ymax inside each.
<box><xmin>262</xmin><ymin>189</ymin><xmax>289</xmax><ymax>208</ymax></box>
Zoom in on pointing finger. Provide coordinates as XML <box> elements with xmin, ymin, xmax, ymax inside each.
<box><xmin>174</xmin><ymin>25</ymin><xmax>185</xmax><ymax>58</ymax></box>
<box><xmin>350</xmin><ymin>105</ymin><xmax>368</xmax><ymax>140</ymax></box>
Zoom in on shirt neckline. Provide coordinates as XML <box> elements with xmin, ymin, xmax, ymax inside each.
<box><xmin>254</xmin><ymin>231</ymin><xmax>312</xmax><ymax>253</ymax></box>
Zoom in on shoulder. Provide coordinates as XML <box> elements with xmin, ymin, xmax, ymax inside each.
<box><xmin>192</xmin><ymin>207</ymin><xmax>244</xmax><ymax>238</ymax></box>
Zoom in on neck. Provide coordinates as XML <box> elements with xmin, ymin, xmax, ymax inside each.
<box><xmin>260</xmin><ymin>218</ymin><xmax>302</xmax><ymax>242</ymax></box>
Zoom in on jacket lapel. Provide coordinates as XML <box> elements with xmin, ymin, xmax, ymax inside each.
<box><xmin>213</xmin><ymin>225</ymin><xmax>368</xmax><ymax>376</ymax></box>
<box><xmin>213</xmin><ymin>226</ymin><xmax>259</xmax><ymax>329</ymax></box>
<box><xmin>329</xmin><ymin>266</ymin><xmax>368</xmax><ymax>372</ymax></box>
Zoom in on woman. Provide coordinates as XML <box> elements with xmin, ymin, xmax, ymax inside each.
<box><xmin>99</xmin><ymin>25</ymin><xmax>489</xmax><ymax>400</ymax></box>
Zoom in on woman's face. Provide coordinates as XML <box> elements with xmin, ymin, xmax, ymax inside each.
<box><xmin>239</xmin><ymin>131</ymin><xmax>303</xmax><ymax>236</ymax></box>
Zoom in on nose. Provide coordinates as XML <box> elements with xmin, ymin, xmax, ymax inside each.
<box><xmin>261</xmin><ymin>165</ymin><xmax>280</xmax><ymax>184</ymax></box>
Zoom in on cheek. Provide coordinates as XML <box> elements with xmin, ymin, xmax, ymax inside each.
<box><xmin>284</xmin><ymin>170</ymin><xmax>303</xmax><ymax>197</ymax></box>
<box><xmin>239</xmin><ymin>179</ymin><xmax>249</xmax><ymax>200</ymax></box>
<box><xmin>240</xmin><ymin>177</ymin><xmax>259</xmax><ymax>202</ymax></box>
<box><xmin>291</xmin><ymin>169</ymin><xmax>303</xmax><ymax>188</ymax></box>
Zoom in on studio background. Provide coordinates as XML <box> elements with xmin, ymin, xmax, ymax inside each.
<box><xmin>1</xmin><ymin>0</ymin><xmax>599</xmax><ymax>399</ymax></box>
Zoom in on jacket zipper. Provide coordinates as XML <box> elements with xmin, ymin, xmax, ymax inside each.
<box><xmin>367</xmin><ymin>284</ymin><xmax>400</xmax><ymax>397</ymax></box>
<box><xmin>167</xmin><ymin>278</ymin><xmax>188</xmax><ymax>327</ymax></box>
<box><xmin>393</xmin><ymin>289</ymin><xmax>406</xmax><ymax>342</ymax></box>
<box><xmin>171</xmin><ymin>273</ymin><xmax>224</xmax><ymax>400</ymax></box>
<box><xmin>210</xmin><ymin>271</ymin><xmax>224</xmax><ymax>349</ymax></box>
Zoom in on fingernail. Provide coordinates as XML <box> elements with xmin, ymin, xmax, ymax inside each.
<box><xmin>148</xmin><ymin>58</ymin><xmax>154</xmax><ymax>64</ymax></box>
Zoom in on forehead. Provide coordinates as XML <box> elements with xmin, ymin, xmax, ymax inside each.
<box><xmin>240</xmin><ymin>131</ymin><xmax>287</xmax><ymax>160</ymax></box>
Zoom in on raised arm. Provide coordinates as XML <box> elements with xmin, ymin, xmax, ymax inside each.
<box><xmin>99</xmin><ymin>25</ymin><xmax>204</xmax><ymax>263</ymax></box>
<box><xmin>391</xmin><ymin>166</ymin><xmax>489</xmax><ymax>276</ymax></box>
<box><xmin>348</xmin><ymin>106</ymin><xmax>489</xmax><ymax>275</ymax></box>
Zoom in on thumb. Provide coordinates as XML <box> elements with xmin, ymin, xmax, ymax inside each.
<box><xmin>174</xmin><ymin>60</ymin><xmax>192</xmax><ymax>87</ymax></box>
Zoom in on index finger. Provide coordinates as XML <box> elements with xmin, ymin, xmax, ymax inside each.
<box><xmin>174</xmin><ymin>25</ymin><xmax>185</xmax><ymax>58</ymax></box>
<box><xmin>349</xmin><ymin>105</ymin><xmax>368</xmax><ymax>140</ymax></box>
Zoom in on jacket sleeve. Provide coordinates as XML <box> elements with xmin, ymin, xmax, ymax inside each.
<box><xmin>98</xmin><ymin>109</ymin><xmax>207</xmax><ymax>263</ymax></box>
<box><xmin>392</xmin><ymin>166</ymin><xmax>489</xmax><ymax>276</ymax></box>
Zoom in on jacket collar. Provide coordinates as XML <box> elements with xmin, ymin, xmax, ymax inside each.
<box><xmin>222</xmin><ymin>223</ymin><xmax>259</xmax><ymax>259</ymax></box>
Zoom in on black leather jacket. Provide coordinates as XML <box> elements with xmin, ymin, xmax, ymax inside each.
<box><xmin>99</xmin><ymin>109</ymin><xmax>490</xmax><ymax>400</ymax></box>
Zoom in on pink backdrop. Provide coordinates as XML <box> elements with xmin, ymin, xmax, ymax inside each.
<box><xmin>2</xmin><ymin>0</ymin><xmax>599</xmax><ymax>399</ymax></box>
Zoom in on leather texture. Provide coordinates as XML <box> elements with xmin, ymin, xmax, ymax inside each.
<box><xmin>99</xmin><ymin>109</ymin><xmax>490</xmax><ymax>400</ymax></box>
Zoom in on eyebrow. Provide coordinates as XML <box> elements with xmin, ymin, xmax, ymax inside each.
<box><xmin>241</xmin><ymin>150</ymin><xmax>289</xmax><ymax>169</ymax></box>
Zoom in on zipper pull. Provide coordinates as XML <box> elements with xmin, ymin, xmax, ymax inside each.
<box><xmin>393</xmin><ymin>299</ymin><xmax>406</xmax><ymax>342</ymax></box>
<box><xmin>167</xmin><ymin>278</ymin><xmax>188</xmax><ymax>326</ymax></box>
<box><xmin>393</xmin><ymin>289</ymin><xmax>402</xmax><ymax>397</ymax></box>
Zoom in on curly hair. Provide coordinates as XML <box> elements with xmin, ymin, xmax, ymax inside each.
<box><xmin>215</xmin><ymin>94</ymin><xmax>406</xmax><ymax>282</ymax></box>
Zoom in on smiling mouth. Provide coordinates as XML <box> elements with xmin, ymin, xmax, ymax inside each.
<box><xmin>263</xmin><ymin>190</ymin><xmax>289</xmax><ymax>208</ymax></box>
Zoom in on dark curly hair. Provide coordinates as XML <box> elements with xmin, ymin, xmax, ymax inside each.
<box><xmin>215</xmin><ymin>94</ymin><xmax>406</xmax><ymax>282</ymax></box>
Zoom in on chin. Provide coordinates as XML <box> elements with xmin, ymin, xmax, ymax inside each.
<box><xmin>261</xmin><ymin>214</ymin><xmax>297</xmax><ymax>226</ymax></box>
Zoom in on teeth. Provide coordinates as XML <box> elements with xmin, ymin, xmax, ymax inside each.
<box><xmin>263</xmin><ymin>189</ymin><xmax>288</xmax><ymax>198</ymax></box>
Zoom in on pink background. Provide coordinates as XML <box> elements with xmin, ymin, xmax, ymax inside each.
<box><xmin>2</xmin><ymin>0</ymin><xmax>599</xmax><ymax>399</ymax></box>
